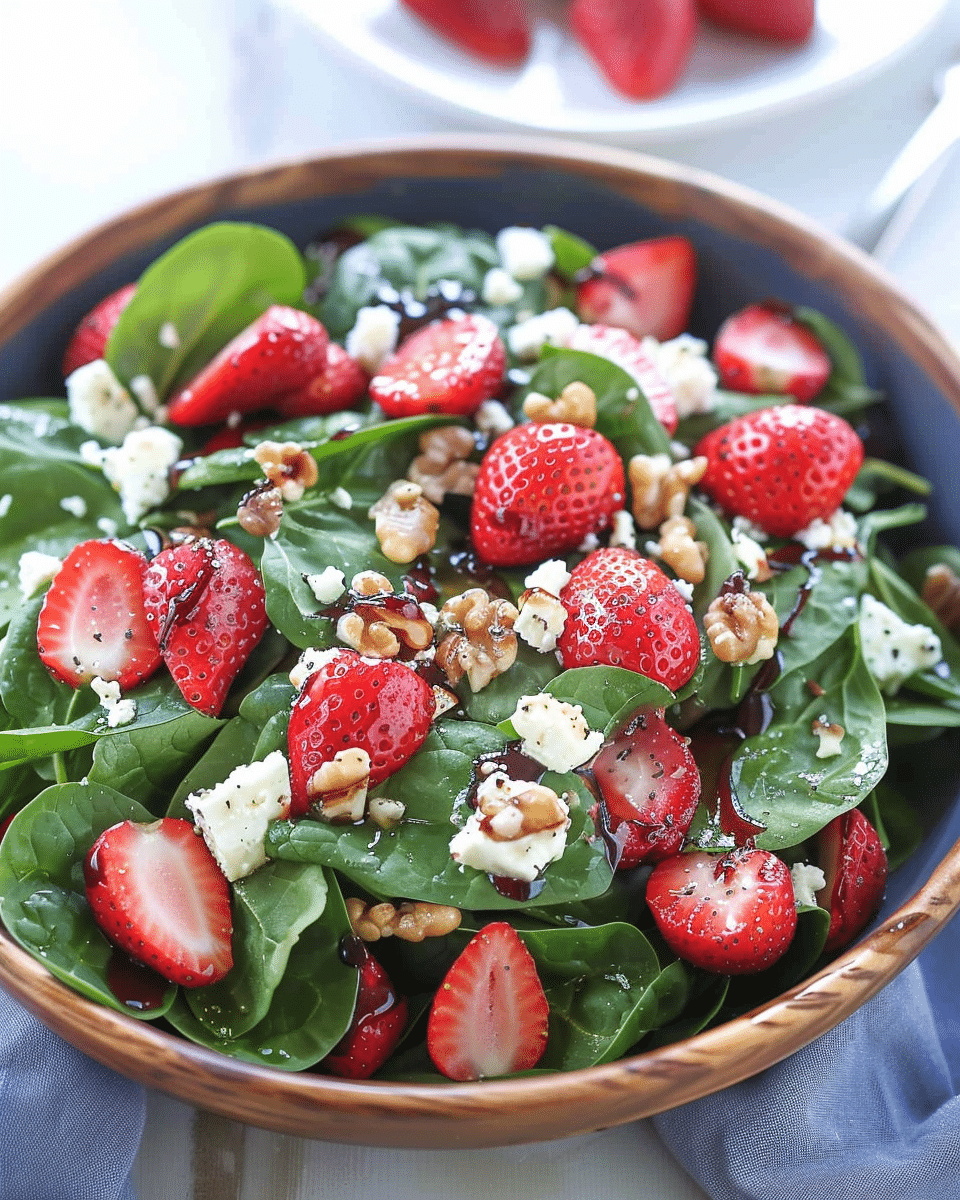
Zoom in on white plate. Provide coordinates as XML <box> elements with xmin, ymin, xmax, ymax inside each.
<box><xmin>282</xmin><ymin>0</ymin><xmax>948</xmax><ymax>138</ymax></box>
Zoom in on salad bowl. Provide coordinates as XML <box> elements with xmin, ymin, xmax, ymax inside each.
<box><xmin>1</xmin><ymin>137</ymin><xmax>960</xmax><ymax>1148</ymax></box>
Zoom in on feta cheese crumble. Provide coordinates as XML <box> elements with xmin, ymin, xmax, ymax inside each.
<box><xmin>495</xmin><ymin>226</ymin><xmax>554</xmax><ymax>281</ymax></box>
<box><xmin>515</xmin><ymin>589</ymin><xmax>567</xmax><ymax>653</ymax></box>
<box><xmin>609</xmin><ymin>509</ymin><xmax>637</xmax><ymax>551</ymax></box>
<box><xmin>0</xmin><ymin>494</ymin><xmax>12</xmax><ymax>518</ymax></box>
<box><xmin>731</xmin><ymin>524</ymin><xmax>770</xmax><ymax>581</ymax></box>
<box><xmin>305</xmin><ymin>566</ymin><xmax>346</xmax><ymax>605</ymax></box>
<box><xmin>289</xmin><ymin>646</ymin><xmax>341</xmax><ymax>691</ymax></box>
<box><xmin>509</xmin><ymin>693</ymin><xmax>604</xmax><ymax>773</ymax></box>
<box><xmin>59</xmin><ymin>495</ymin><xmax>88</xmax><ymax>519</ymax></box>
<box><xmin>91</xmin><ymin>676</ymin><xmax>137</xmax><ymax>728</ymax></box>
<box><xmin>791</xmin><ymin>861</ymin><xmax>827</xmax><ymax>908</ymax></box>
<box><xmin>185</xmin><ymin>750</ymin><xmax>292</xmax><ymax>882</ymax></box>
<box><xmin>100</xmin><ymin>425</ymin><xmax>183</xmax><ymax>524</ymax></box>
<box><xmin>859</xmin><ymin>592</ymin><xmax>942</xmax><ymax>694</ymax></box>
<box><xmin>18</xmin><ymin>551</ymin><xmax>62</xmax><ymax>598</ymax></box>
<box><xmin>794</xmin><ymin>509</ymin><xmax>859</xmax><ymax>551</ymax></box>
<box><xmin>524</xmin><ymin>558</ymin><xmax>571</xmax><ymax>597</ymax></box>
<box><xmin>475</xmin><ymin>399</ymin><xmax>515</xmax><ymax>439</ymax></box>
<box><xmin>346</xmin><ymin>304</ymin><xmax>401</xmax><ymax>373</ymax></box>
<box><xmin>506</xmin><ymin>307</ymin><xmax>579</xmax><ymax>361</ymax></box>
<box><xmin>66</xmin><ymin>359</ymin><xmax>140</xmax><ymax>443</ymax></box>
<box><xmin>641</xmin><ymin>334</ymin><xmax>718</xmax><ymax>418</ymax></box>
<box><xmin>481</xmin><ymin>267</ymin><xmax>524</xmax><ymax>307</ymax></box>
<box><xmin>330</xmin><ymin>486</ymin><xmax>353</xmax><ymax>511</ymax></box>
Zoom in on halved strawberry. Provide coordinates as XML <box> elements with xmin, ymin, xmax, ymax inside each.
<box><xmin>370</xmin><ymin>314</ymin><xmax>506</xmax><ymax>418</ymax></box>
<box><xmin>816</xmin><ymin>808</ymin><xmax>888</xmax><ymax>954</ymax></box>
<box><xmin>62</xmin><ymin>283</ymin><xmax>136</xmax><ymax>378</ymax></box>
<box><xmin>427</xmin><ymin>922</ymin><xmax>549</xmax><ymax>1081</ymax></box>
<box><xmin>470</xmin><ymin>421</ymin><xmax>625</xmax><ymax>567</ymax></box>
<box><xmin>695</xmin><ymin>404</ymin><xmax>864</xmax><ymax>538</ymax></box>
<box><xmin>593</xmin><ymin>707</ymin><xmax>701</xmax><ymax>868</ymax></box>
<box><xmin>712</xmin><ymin>304</ymin><xmax>832</xmax><ymax>402</ymax></box>
<box><xmin>575</xmin><ymin>236</ymin><xmax>696</xmax><ymax>342</ymax></box>
<box><xmin>570</xmin><ymin>0</ymin><xmax>696</xmax><ymax>100</ymax></box>
<box><xmin>287</xmin><ymin>648</ymin><xmax>434</xmax><ymax>817</ymax></box>
<box><xmin>646</xmin><ymin>847</ymin><xmax>798</xmax><ymax>974</ymax></box>
<box><xmin>274</xmin><ymin>342</ymin><xmax>370</xmax><ymax>418</ymax></box>
<box><xmin>568</xmin><ymin>322</ymin><xmax>678</xmax><ymax>433</ymax></box>
<box><xmin>557</xmin><ymin>547</ymin><xmax>700</xmax><ymax>692</ymax></box>
<box><xmin>399</xmin><ymin>0</ymin><xmax>531</xmax><ymax>66</ymax></box>
<box><xmin>323</xmin><ymin>939</ymin><xmax>408</xmax><ymax>1079</ymax></box>
<box><xmin>166</xmin><ymin>306</ymin><xmax>330</xmax><ymax>427</ymax></box>
<box><xmin>697</xmin><ymin>0</ymin><xmax>815</xmax><ymax>42</ymax></box>
<box><xmin>84</xmin><ymin>817</ymin><xmax>233</xmax><ymax>987</ymax></box>
<box><xmin>142</xmin><ymin>538</ymin><xmax>267</xmax><ymax>717</ymax></box>
<box><xmin>37</xmin><ymin>539</ymin><xmax>162</xmax><ymax>690</ymax></box>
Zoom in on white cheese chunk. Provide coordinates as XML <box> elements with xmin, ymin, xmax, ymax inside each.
<box><xmin>523</xmin><ymin>558</ymin><xmax>571</xmax><ymax>597</ymax></box>
<box><xmin>481</xmin><ymin>267</ymin><xmax>524</xmax><ymax>307</ymax></box>
<box><xmin>475</xmin><ymin>399</ymin><xmax>515</xmax><ymax>439</ymax></box>
<box><xmin>794</xmin><ymin>509</ymin><xmax>859</xmax><ymax>551</ymax></box>
<box><xmin>449</xmin><ymin>774</ymin><xmax>570</xmax><ymax>883</ymax></box>
<box><xmin>66</xmin><ymin>358</ymin><xmax>140</xmax><ymax>443</ymax></box>
<box><xmin>859</xmin><ymin>592</ymin><xmax>941</xmax><ymax>694</ymax></box>
<box><xmin>346</xmin><ymin>304</ymin><xmax>401</xmax><ymax>373</ymax></box>
<box><xmin>506</xmin><ymin>307</ymin><xmax>578</xmax><ymax>361</ymax></box>
<box><xmin>305</xmin><ymin>566</ymin><xmax>346</xmax><ymax>605</ymax></box>
<box><xmin>515</xmin><ymin>589</ymin><xmax>567</xmax><ymax>653</ymax></box>
<box><xmin>100</xmin><ymin>425</ymin><xmax>183</xmax><ymax>524</ymax></box>
<box><xmin>289</xmin><ymin>646</ymin><xmax>341</xmax><ymax>691</ymax></box>
<box><xmin>495</xmin><ymin>226</ymin><xmax>555</xmax><ymax>281</ymax></box>
<box><xmin>18</xmin><ymin>551</ymin><xmax>63</xmax><ymax>597</ymax></box>
<box><xmin>791</xmin><ymin>861</ymin><xmax>827</xmax><ymax>908</ymax></box>
<box><xmin>641</xmin><ymin>334</ymin><xmax>718</xmax><ymax>417</ymax></box>
<box><xmin>509</xmin><ymin>693</ymin><xmax>604</xmax><ymax>773</ymax></box>
<box><xmin>91</xmin><ymin>676</ymin><xmax>137</xmax><ymax>728</ymax></box>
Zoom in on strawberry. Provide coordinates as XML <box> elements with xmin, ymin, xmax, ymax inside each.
<box><xmin>427</xmin><ymin>922</ymin><xmax>549</xmax><ymax>1081</ymax></box>
<box><xmin>399</xmin><ymin>0</ymin><xmax>531</xmax><ymax>66</ymax></box>
<box><xmin>37</xmin><ymin>539</ymin><xmax>162</xmax><ymax>690</ymax></box>
<box><xmin>369</xmin><ymin>314</ymin><xmax>506</xmax><ymax>419</ymax></box>
<box><xmin>166</xmin><ymin>306</ymin><xmax>330</xmax><ymax>427</ymax></box>
<box><xmin>142</xmin><ymin>538</ymin><xmax>267</xmax><ymax>717</ymax></box>
<box><xmin>323</xmin><ymin>939</ymin><xmax>409</xmax><ymax>1079</ymax></box>
<box><xmin>575</xmin><ymin>236</ymin><xmax>696</xmax><ymax>342</ymax></box>
<box><xmin>593</xmin><ymin>707</ymin><xmax>701</xmax><ymax>868</ymax></box>
<box><xmin>697</xmin><ymin>0</ymin><xmax>815</xmax><ymax>43</ymax></box>
<box><xmin>570</xmin><ymin>0</ymin><xmax>696</xmax><ymax>100</ymax></box>
<box><xmin>557</xmin><ymin>547</ymin><xmax>700</xmax><ymax>692</ymax></box>
<box><xmin>287</xmin><ymin>648</ymin><xmax>434</xmax><ymax>817</ymax></box>
<box><xmin>83</xmin><ymin>817</ymin><xmax>233</xmax><ymax>987</ymax></box>
<box><xmin>470</xmin><ymin>422</ymin><xmax>625</xmax><ymax>567</ymax></box>
<box><xmin>646</xmin><ymin>847</ymin><xmax>798</xmax><ymax>974</ymax></box>
<box><xmin>712</xmin><ymin>304</ymin><xmax>832</xmax><ymax>402</ymax></box>
<box><xmin>816</xmin><ymin>808</ymin><xmax>888</xmax><ymax>954</ymax></box>
<box><xmin>695</xmin><ymin>404</ymin><xmax>865</xmax><ymax>538</ymax></box>
<box><xmin>62</xmin><ymin>283</ymin><xmax>136</xmax><ymax>378</ymax></box>
<box><xmin>568</xmin><ymin>322</ymin><xmax>678</xmax><ymax>434</ymax></box>
<box><xmin>275</xmin><ymin>342</ymin><xmax>369</xmax><ymax>418</ymax></box>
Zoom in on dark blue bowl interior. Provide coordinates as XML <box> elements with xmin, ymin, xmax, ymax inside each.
<box><xmin>2</xmin><ymin>157</ymin><xmax>958</xmax><ymax>922</ymax></box>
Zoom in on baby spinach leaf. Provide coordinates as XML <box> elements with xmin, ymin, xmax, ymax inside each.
<box><xmin>106</xmin><ymin>222</ymin><xmax>306</xmax><ymax>395</ymax></box>
<box><xmin>0</xmin><ymin>598</ymin><xmax>99</xmax><ymax>728</ymax></box>
<box><xmin>643</xmin><ymin>967</ymin><xmax>727</xmax><ymax>1049</ymax></box>
<box><xmin>898</xmin><ymin>544</ymin><xmax>960</xmax><ymax>595</ymax></box>
<box><xmin>0</xmin><ymin>781</ymin><xmax>176</xmax><ymax>1018</ymax></box>
<box><xmin>542</xmin><ymin>225</ymin><xmax>596</xmax><ymax>278</ymax></box>
<box><xmin>673</xmin><ymin>389</ymin><xmax>781</xmax><ymax>445</ymax></box>
<box><xmin>793</xmin><ymin>305</ymin><xmax>882</xmax><ymax>414</ymax></box>
<box><xmin>0</xmin><ymin>725</ymin><xmax>100</xmax><ymax>765</ymax></box>
<box><xmin>688</xmin><ymin>498</ymin><xmax>739</xmax><ymax>620</ymax></box>
<box><xmin>543</xmin><ymin>666</ymin><xmax>673</xmax><ymax>734</ymax></box>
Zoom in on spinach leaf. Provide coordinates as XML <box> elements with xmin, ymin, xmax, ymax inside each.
<box><xmin>673</xmin><ymin>390</ymin><xmax>782</xmax><ymax>445</ymax></box>
<box><xmin>543</xmin><ymin>666</ymin><xmax>673</xmax><ymax>734</ymax></box>
<box><xmin>722</xmin><ymin>905</ymin><xmax>831</xmax><ymax>1016</ymax></box>
<box><xmin>793</xmin><ymin>306</ymin><xmax>882</xmax><ymax>414</ymax></box>
<box><xmin>0</xmin><ymin>781</ymin><xmax>176</xmax><ymax>1018</ymax></box>
<box><xmin>542</xmin><ymin>225</ymin><xmax>596</xmax><ymax>278</ymax></box>
<box><xmin>106</xmin><ymin>223</ymin><xmax>306</xmax><ymax>395</ymax></box>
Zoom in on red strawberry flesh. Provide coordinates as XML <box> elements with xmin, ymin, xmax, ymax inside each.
<box><xmin>569</xmin><ymin>322</ymin><xmax>678</xmax><ymax>433</ymax></box>
<box><xmin>816</xmin><ymin>808</ymin><xmax>888</xmax><ymax>954</ymax></box>
<box><xmin>576</xmin><ymin>236</ymin><xmax>696</xmax><ymax>342</ymax></box>
<box><xmin>399</xmin><ymin>0</ymin><xmax>531</xmax><ymax>65</ymax></box>
<box><xmin>323</xmin><ymin>939</ymin><xmax>408</xmax><ymax>1079</ymax></box>
<box><xmin>62</xmin><ymin>283</ymin><xmax>136</xmax><ymax>378</ymax></box>
<box><xmin>712</xmin><ymin>303</ymin><xmax>832</xmax><ymax>402</ymax></box>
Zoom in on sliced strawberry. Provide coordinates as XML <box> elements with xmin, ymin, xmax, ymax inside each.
<box><xmin>62</xmin><ymin>283</ymin><xmax>136</xmax><ymax>378</ymax></box>
<box><xmin>575</xmin><ymin>236</ymin><xmax>696</xmax><ymax>342</ymax></box>
<box><xmin>570</xmin><ymin>0</ymin><xmax>696</xmax><ymax>100</ymax></box>
<box><xmin>274</xmin><ymin>342</ymin><xmax>370</xmax><ymax>418</ymax></box>
<box><xmin>557</xmin><ymin>547</ymin><xmax>700</xmax><ymax>692</ymax></box>
<box><xmin>568</xmin><ymin>322</ymin><xmax>678</xmax><ymax>433</ymax></box>
<box><xmin>37</xmin><ymin>539</ymin><xmax>162</xmax><ymax>690</ymax></box>
<box><xmin>369</xmin><ymin>314</ymin><xmax>506</xmax><ymax>419</ymax></box>
<box><xmin>399</xmin><ymin>0</ymin><xmax>531</xmax><ymax>66</ymax></box>
<box><xmin>470</xmin><ymin>421</ymin><xmax>625</xmax><ymax>567</ymax></box>
<box><xmin>143</xmin><ymin>538</ymin><xmax>267</xmax><ymax>717</ymax></box>
<box><xmin>323</xmin><ymin>939</ymin><xmax>408</xmax><ymax>1079</ymax></box>
<box><xmin>697</xmin><ymin>0</ymin><xmax>815</xmax><ymax>42</ymax></box>
<box><xmin>712</xmin><ymin>304</ymin><xmax>832</xmax><ymax>402</ymax></box>
<box><xmin>427</xmin><ymin>922</ymin><xmax>549</xmax><ymax>1081</ymax></box>
<box><xmin>593</xmin><ymin>707</ymin><xmax>701</xmax><ymax>868</ymax></box>
<box><xmin>816</xmin><ymin>808</ymin><xmax>888</xmax><ymax>954</ymax></box>
<box><xmin>695</xmin><ymin>404</ymin><xmax>864</xmax><ymax>538</ymax></box>
<box><xmin>166</xmin><ymin>306</ymin><xmax>330</xmax><ymax>427</ymax></box>
<box><xmin>84</xmin><ymin>817</ymin><xmax>233</xmax><ymax>988</ymax></box>
<box><xmin>646</xmin><ymin>847</ymin><xmax>798</xmax><ymax>974</ymax></box>
<box><xmin>197</xmin><ymin>418</ymin><xmax>273</xmax><ymax>456</ymax></box>
<box><xmin>287</xmin><ymin>648</ymin><xmax>434</xmax><ymax>817</ymax></box>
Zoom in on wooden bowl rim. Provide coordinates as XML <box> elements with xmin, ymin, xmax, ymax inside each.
<box><xmin>2</xmin><ymin>134</ymin><xmax>960</xmax><ymax>1145</ymax></box>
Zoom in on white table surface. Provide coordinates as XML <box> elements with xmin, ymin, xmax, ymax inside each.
<box><xmin>3</xmin><ymin>2</ymin><xmax>960</xmax><ymax>1196</ymax></box>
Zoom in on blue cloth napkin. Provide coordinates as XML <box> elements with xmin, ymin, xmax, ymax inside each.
<box><xmin>0</xmin><ymin>987</ymin><xmax>144</xmax><ymax>1200</ymax></box>
<box><xmin>655</xmin><ymin>797</ymin><xmax>960</xmax><ymax>1199</ymax></box>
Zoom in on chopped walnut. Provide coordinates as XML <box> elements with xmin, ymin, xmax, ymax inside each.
<box><xmin>704</xmin><ymin>587</ymin><xmax>779</xmax><ymax>665</ymax></box>
<box><xmin>369</xmin><ymin>480</ymin><xmax>440</xmax><ymax>563</ymax></box>
<box><xmin>652</xmin><ymin>515</ymin><xmax>709</xmax><ymax>584</ymax></box>
<box><xmin>346</xmin><ymin>897</ymin><xmax>462</xmax><ymax>943</ymax></box>
<box><xmin>334</xmin><ymin>574</ymin><xmax>434</xmax><ymax>659</ymax></box>
<box><xmin>407</xmin><ymin>426</ymin><xmax>479</xmax><ymax>504</ymax></box>
<box><xmin>922</xmin><ymin>563</ymin><xmax>960</xmax><ymax>634</ymax></box>
<box><xmin>435</xmin><ymin>588</ymin><xmax>519</xmax><ymax>691</ymax></box>
<box><xmin>237</xmin><ymin>483</ymin><xmax>284</xmax><ymax>537</ymax></box>
<box><xmin>352</xmin><ymin>570</ymin><xmax>393</xmax><ymax>596</ymax></box>
<box><xmin>252</xmin><ymin>440</ymin><xmax>319</xmax><ymax>502</ymax></box>
<box><xmin>476</xmin><ymin>773</ymin><xmax>570</xmax><ymax>840</ymax></box>
<box><xmin>628</xmin><ymin>453</ymin><xmax>708</xmax><ymax>529</ymax></box>
<box><xmin>811</xmin><ymin>715</ymin><xmax>845</xmax><ymax>758</ymax></box>
<box><xmin>306</xmin><ymin>748</ymin><xmax>371</xmax><ymax>823</ymax></box>
<box><xmin>523</xmin><ymin>381</ymin><xmax>597</xmax><ymax>428</ymax></box>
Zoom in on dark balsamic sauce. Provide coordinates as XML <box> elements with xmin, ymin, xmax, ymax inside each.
<box><xmin>106</xmin><ymin>950</ymin><xmax>169</xmax><ymax>1013</ymax></box>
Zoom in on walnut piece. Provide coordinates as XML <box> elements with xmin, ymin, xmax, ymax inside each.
<box><xmin>922</xmin><ymin>563</ymin><xmax>960</xmax><ymax>634</ymax></box>
<box><xmin>252</xmin><ymin>440</ymin><xmax>319</xmax><ymax>501</ymax></box>
<box><xmin>336</xmin><ymin>575</ymin><xmax>434</xmax><ymax>659</ymax></box>
<box><xmin>345</xmin><ymin>897</ymin><xmax>462</xmax><ymax>943</ymax></box>
<box><xmin>704</xmin><ymin>587</ymin><xmax>779</xmax><ymax>665</ymax></box>
<box><xmin>306</xmin><ymin>748</ymin><xmax>371</xmax><ymax>823</ymax></box>
<box><xmin>369</xmin><ymin>480</ymin><xmax>440</xmax><ymax>563</ymax></box>
<box><xmin>407</xmin><ymin>426</ymin><xmax>479</xmax><ymax>504</ymax></box>
<box><xmin>352</xmin><ymin>570</ymin><xmax>393</xmax><ymax>596</ymax></box>
<box><xmin>653</xmin><ymin>515</ymin><xmax>708</xmax><ymax>584</ymax></box>
<box><xmin>237</xmin><ymin>483</ymin><xmax>284</xmax><ymax>537</ymax></box>
<box><xmin>523</xmin><ymin>381</ymin><xmax>597</xmax><ymax>428</ymax></box>
<box><xmin>435</xmin><ymin>588</ymin><xmax>519</xmax><ymax>691</ymax></box>
<box><xmin>628</xmin><ymin>453</ymin><xmax>708</xmax><ymax>529</ymax></box>
<box><xmin>476</xmin><ymin>773</ymin><xmax>570</xmax><ymax>840</ymax></box>
<box><xmin>811</xmin><ymin>715</ymin><xmax>845</xmax><ymax>758</ymax></box>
